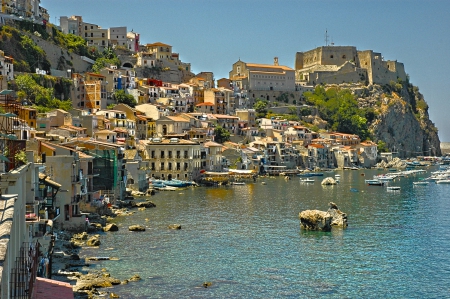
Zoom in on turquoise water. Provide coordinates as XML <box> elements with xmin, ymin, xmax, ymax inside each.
<box><xmin>80</xmin><ymin>169</ymin><xmax>450</xmax><ymax>298</ymax></box>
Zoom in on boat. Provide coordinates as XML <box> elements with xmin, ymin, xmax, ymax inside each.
<box><xmin>300</xmin><ymin>178</ymin><xmax>315</xmax><ymax>183</ymax></box>
<box><xmin>387</xmin><ymin>186</ymin><xmax>401</xmax><ymax>191</ymax></box>
<box><xmin>436</xmin><ymin>180</ymin><xmax>450</xmax><ymax>184</ymax></box>
<box><xmin>230</xmin><ymin>181</ymin><xmax>246</xmax><ymax>185</ymax></box>
<box><xmin>297</xmin><ymin>172</ymin><xmax>313</xmax><ymax>177</ymax></box>
<box><xmin>413</xmin><ymin>181</ymin><xmax>429</xmax><ymax>186</ymax></box>
<box><xmin>310</xmin><ymin>172</ymin><xmax>324</xmax><ymax>176</ymax></box>
<box><xmin>366</xmin><ymin>179</ymin><xmax>384</xmax><ymax>186</ymax></box>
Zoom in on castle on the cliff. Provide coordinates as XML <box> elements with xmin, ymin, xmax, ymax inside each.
<box><xmin>295</xmin><ymin>46</ymin><xmax>407</xmax><ymax>86</ymax></box>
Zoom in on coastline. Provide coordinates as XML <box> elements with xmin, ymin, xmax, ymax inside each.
<box><xmin>51</xmin><ymin>202</ymin><xmax>150</xmax><ymax>298</ymax></box>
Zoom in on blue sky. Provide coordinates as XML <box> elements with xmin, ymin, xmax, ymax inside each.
<box><xmin>42</xmin><ymin>0</ymin><xmax>450</xmax><ymax>142</ymax></box>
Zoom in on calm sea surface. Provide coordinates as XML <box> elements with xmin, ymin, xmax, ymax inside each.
<box><xmin>80</xmin><ymin>168</ymin><xmax>450</xmax><ymax>298</ymax></box>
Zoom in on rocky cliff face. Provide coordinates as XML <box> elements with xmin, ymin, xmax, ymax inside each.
<box><xmin>353</xmin><ymin>83</ymin><xmax>441</xmax><ymax>157</ymax></box>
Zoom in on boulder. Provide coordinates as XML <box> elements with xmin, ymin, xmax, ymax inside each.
<box><xmin>104</xmin><ymin>223</ymin><xmax>119</xmax><ymax>232</ymax></box>
<box><xmin>128</xmin><ymin>225</ymin><xmax>145</xmax><ymax>232</ymax></box>
<box><xmin>327</xmin><ymin>202</ymin><xmax>348</xmax><ymax>227</ymax></box>
<box><xmin>168</xmin><ymin>224</ymin><xmax>182</xmax><ymax>230</ymax></box>
<box><xmin>128</xmin><ymin>274</ymin><xmax>141</xmax><ymax>281</ymax></box>
<box><xmin>321</xmin><ymin>177</ymin><xmax>337</xmax><ymax>185</ymax></box>
<box><xmin>86</xmin><ymin>236</ymin><xmax>101</xmax><ymax>246</ymax></box>
<box><xmin>299</xmin><ymin>210</ymin><xmax>332</xmax><ymax>231</ymax></box>
<box><xmin>135</xmin><ymin>201</ymin><xmax>156</xmax><ymax>208</ymax></box>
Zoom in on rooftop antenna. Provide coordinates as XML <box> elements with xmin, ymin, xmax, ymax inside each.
<box><xmin>325</xmin><ymin>29</ymin><xmax>329</xmax><ymax>46</ymax></box>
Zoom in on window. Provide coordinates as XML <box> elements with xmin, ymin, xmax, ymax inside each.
<box><xmin>330</xmin><ymin>55</ymin><xmax>334</xmax><ymax>58</ymax></box>
<box><xmin>160</xmin><ymin>162</ymin><xmax>164</xmax><ymax>170</ymax></box>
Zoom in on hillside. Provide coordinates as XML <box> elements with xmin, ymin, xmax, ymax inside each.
<box><xmin>305</xmin><ymin>81</ymin><xmax>441</xmax><ymax>157</ymax></box>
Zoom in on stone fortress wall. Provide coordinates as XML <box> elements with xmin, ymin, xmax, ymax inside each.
<box><xmin>295</xmin><ymin>46</ymin><xmax>407</xmax><ymax>86</ymax></box>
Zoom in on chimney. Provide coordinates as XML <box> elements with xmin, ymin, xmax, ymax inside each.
<box><xmin>274</xmin><ymin>57</ymin><xmax>279</xmax><ymax>66</ymax></box>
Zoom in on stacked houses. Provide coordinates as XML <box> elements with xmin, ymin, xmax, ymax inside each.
<box><xmin>0</xmin><ymin>11</ymin><xmax>383</xmax><ymax>297</ymax></box>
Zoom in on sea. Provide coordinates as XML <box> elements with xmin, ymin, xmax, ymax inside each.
<box><xmin>79</xmin><ymin>167</ymin><xmax>450</xmax><ymax>299</ymax></box>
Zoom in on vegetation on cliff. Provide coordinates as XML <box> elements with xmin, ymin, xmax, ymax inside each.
<box><xmin>13</xmin><ymin>74</ymin><xmax>72</xmax><ymax>112</ymax></box>
<box><xmin>303</xmin><ymin>86</ymin><xmax>371</xmax><ymax>140</ymax></box>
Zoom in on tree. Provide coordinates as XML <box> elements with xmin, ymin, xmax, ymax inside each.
<box><xmin>377</xmin><ymin>140</ymin><xmax>388</xmax><ymax>153</ymax></box>
<box><xmin>253</xmin><ymin>98</ymin><xmax>269</xmax><ymax>118</ymax></box>
<box><xmin>114</xmin><ymin>90</ymin><xmax>137</xmax><ymax>107</ymax></box>
<box><xmin>214</xmin><ymin>125</ymin><xmax>230</xmax><ymax>143</ymax></box>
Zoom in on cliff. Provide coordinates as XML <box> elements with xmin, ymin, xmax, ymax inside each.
<box><xmin>354</xmin><ymin>83</ymin><xmax>440</xmax><ymax>157</ymax></box>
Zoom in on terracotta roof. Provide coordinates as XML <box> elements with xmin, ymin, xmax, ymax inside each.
<box><xmin>146</xmin><ymin>42</ymin><xmax>171</xmax><ymax>47</ymax></box>
<box><xmin>166</xmin><ymin>116</ymin><xmax>189</xmax><ymax>122</ymax></box>
<box><xmin>196</xmin><ymin>102</ymin><xmax>215</xmax><ymax>107</ymax></box>
<box><xmin>204</xmin><ymin>141</ymin><xmax>222</xmax><ymax>147</ymax></box>
<box><xmin>213</xmin><ymin>114</ymin><xmax>239</xmax><ymax>119</ymax></box>
<box><xmin>246</xmin><ymin>63</ymin><xmax>294</xmax><ymax>71</ymax></box>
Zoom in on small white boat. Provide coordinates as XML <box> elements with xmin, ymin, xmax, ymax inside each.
<box><xmin>386</xmin><ymin>186</ymin><xmax>401</xmax><ymax>191</ymax></box>
<box><xmin>413</xmin><ymin>181</ymin><xmax>429</xmax><ymax>186</ymax></box>
<box><xmin>300</xmin><ymin>178</ymin><xmax>315</xmax><ymax>183</ymax></box>
<box><xmin>230</xmin><ymin>182</ymin><xmax>246</xmax><ymax>185</ymax></box>
<box><xmin>436</xmin><ymin>180</ymin><xmax>450</xmax><ymax>184</ymax></box>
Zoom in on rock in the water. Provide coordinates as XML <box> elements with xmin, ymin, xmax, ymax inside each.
<box><xmin>128</xmin><ymin>274</ymin><xmax>141</xmax><ymax>281</ymax></box>
<box><xmin>168</xmin><ymin>224</ymin><xmax>182</xmax><ymax>230</ymax></box>
<box><xmin>327</xmin><ymin>202</ymin><xmax>348</xmax><ymax>227</ymax></box>
<box><xmin>202</xmin><ymin>282</ymin><xmax>212</xmax><ymax>288</ymax></box>
<box><xmin>321</xmin><ymin>177</ymin><xmax>337</xmax><ymax>185</ymax></box>
<box><xmin>86</xmin><ymin>236</ymin><xmax>101</xmax><ymax>246</ymax></box>
<box><xmin>135</xmin><ymin>201</ymin><xmax>156</xmax><ymax>208</ymax></box>
<box><xmin>128</xmin><ymin>225</ymin><xmax>145</xmax><ymax>232</ymax></box>
<box><xmin>104</xmin><ymin>223</ymin><xmax>119</xmax><ymax>232</ymax></box>
<box><xmin>299</xmin><ymin>210</ymin><xmax>332</xmax><ymax>231</ymax></box>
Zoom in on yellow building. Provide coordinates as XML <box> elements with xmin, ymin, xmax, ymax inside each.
<box><xmin>144</xmin><ymin>42</ymin><xmax>173</xmax><ymax>60</ymax></box>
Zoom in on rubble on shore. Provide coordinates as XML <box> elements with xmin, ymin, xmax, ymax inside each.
<box><xmin>51</xmin><ymin>199</ymin><xmax>153</xmax><ymax>298</ymax></box>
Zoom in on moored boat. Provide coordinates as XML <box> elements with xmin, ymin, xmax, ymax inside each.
<box><xmin>366</xmin><ymin>179</ymin><xmax>384</xmax><ymax>186</ymax></box>
<box><xmin>387</xmin><ymin>186</ymin><xmax>401</xmax><ymax>191</ymax></box>
<box><xmin>300</xmin><ymin>178</ymin><xmax>315</xmax><ymax>183</ymax></box>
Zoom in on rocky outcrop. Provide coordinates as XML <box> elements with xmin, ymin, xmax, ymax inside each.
<box><xmin>321</xmin><ymin>177</ymin><xmax>337</xmax><ymax>185</ymax></box>
<box><xmin>299</xmin><ymin>210</ymin><xmax>332</xmax><ymax>231</ymax></box>
<box><xmin>104</xmin><ymin>223</ymin><xmax>119</xmax><ymax>232</ymax></box>
<box><xmin>128</xmin><ymin>225</ymin><xmax>145</xmax><ymax>232</ymax></box>
<box><xmin>134</xmin><ymin>201</ymin><xmax>156</xmax><ymax>208</ymax></box>
<box><xmin>355</xmin><ymin>84</ymin><xmax>440</xmax><ymax>157</ymax></box>
<box><xmin>299</xmin><ymin>202</ymin><xmax>347</xmax><ymax>231</ymax></box>
<box><xmin>86</xmin><ymin>235</ymin><xmax>101</xmax><ymax>246</ymax></box>
<box><xmin>375</xmin><ymin>157</ymin><xmax>405</xmax><ymax>169</ymax></box>
<box><xmin>327</xmin><ymin>202</ymin><xmax>348</xmax><ymax>227</ymax></box>
<box><xmin>168</xmin><ymin>224</ymin><xmax>182</xmax><ymax>230</ymax></box>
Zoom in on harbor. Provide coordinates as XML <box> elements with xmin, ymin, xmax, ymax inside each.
<box><xmin>75</xmin><ymin>165</ymin><xmax>450</xmax><ymax>298</ymax></box>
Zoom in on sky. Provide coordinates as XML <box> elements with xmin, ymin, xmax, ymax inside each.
<box><xmin>41</xmin><ymin>0</ymin><xmax>450</xmax><ymax>141</ymax></box>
